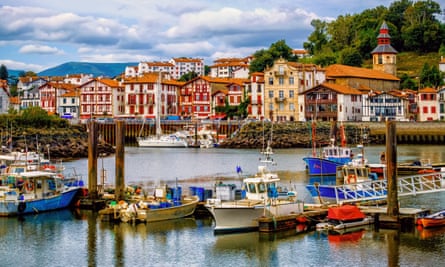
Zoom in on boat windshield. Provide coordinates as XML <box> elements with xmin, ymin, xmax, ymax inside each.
<box><xmin>258</xmin><ymin>183</ymin><xmax>266</xmax><ymax>193</ymax></box>
<box><xmin>248</xmin><ymin>183</ymin><xmax>256</xmax><ymax>193</ymax></box>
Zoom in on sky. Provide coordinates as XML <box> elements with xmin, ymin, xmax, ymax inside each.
<box><xmin>0</xmin><ymin>0</ymin><xmax>396</xmax><ymax>72</ymax></box>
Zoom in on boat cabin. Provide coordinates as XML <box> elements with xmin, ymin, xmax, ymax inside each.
<box><xmin>337</xmin><ymin>165</ymin><xmax>377</xmax><ymax>185</ymax></box>
<box><xmin>243</xmin><ymin>168</ymin><xmax>280</xmax><ymax>201</ymax></box>
<box><xmin>323</xmin><ymin>146</ymin><xmax>353</xmax><ymax>163</ymax></box>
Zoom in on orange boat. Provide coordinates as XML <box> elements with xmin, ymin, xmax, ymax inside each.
<box><xmin>417</xmin><ymin>210</ymin><xmax>445</xmax><ymax>228</ymax></box>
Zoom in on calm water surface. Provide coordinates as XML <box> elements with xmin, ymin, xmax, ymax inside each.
<box><xmin>1</xmin><ymin>145</ymin><xmax>445</xmax><ymax>266</ymax></box>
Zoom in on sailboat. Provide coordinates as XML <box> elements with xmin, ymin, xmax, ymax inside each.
<box><xmin>137</xmin><ymin>73</ymin><xmax>188</xmax><ymax>148</ymax></box>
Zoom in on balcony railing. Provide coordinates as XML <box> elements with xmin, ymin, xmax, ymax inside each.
<box><xmin>274</xmin><ymin>71</ymin><xmax>287</xmax><ymax>76</ymax></box>
<box><xmin>275</xmin><ymin>97</ymin><xmax>286</xmax><ymax>103</ymax></box>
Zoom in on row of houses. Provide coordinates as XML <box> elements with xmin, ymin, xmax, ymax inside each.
<box><xmin>1</xmin><ymin>60</ymin><xmax>442</xmax><ymax>123</ymax></box>
<box><xmin>1</xmin><ymin>22</ymin><xmax>444</xmax><ymax>123</ymax></box>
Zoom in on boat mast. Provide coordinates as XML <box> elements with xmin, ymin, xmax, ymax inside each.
<box><xmin>155</xmin><ymin>72</ymin><xmax>162</xmax><ymax>139</ymax></box>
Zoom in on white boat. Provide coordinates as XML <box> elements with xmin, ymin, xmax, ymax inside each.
<box><xmin>0</xmin><ymin>171</ymin><xmax>81</xmax><ymax>216</ymax></box>
<box><xmin>137</xmin><ymin>73</ymin><xmax>188</xmax><ymax>148</ymax></box>
<box><xmin>205</xmin><ymin>142</ymin><xmax>303</xmax><ymax>234</ymax></box>
<box><xmin>137</xmin><ymin>133</ymin><xmax>188</xmax><ymax>148</ymax></box>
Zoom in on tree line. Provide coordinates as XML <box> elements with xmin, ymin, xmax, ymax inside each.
<box><xmin>248</xmin><ymin>0</ymin><xmax>444</xmax><ymax>89</ymax></box>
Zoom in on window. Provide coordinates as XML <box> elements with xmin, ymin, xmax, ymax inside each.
<box><xmin>289</xmin><ymin>90</ymin><xmax>294</xmax><ymax>98</ymax></box>
<box><xmin>289</xmin><ymin>103</ymin><xmax>295</xmax><ymax>111</ymax></box>
<box><xmin>268</xmin><ymin>77</ymin><xmax>273</xmax><ymax>85</ymax></box>
<box><xmin>279</xmin><ymin>90</ymin><xmax>284</xmax><ymax>99</ymax></box>
<box><xmin>279</xmin><ymin>77</ymin><xmax>284</xmax><ymax>85</ymax></box>
<box><xmin>289</xmin><ymin>77</ymin><xmax>294</xmax><ymax>85</ymax></box>
<box><xmin>269</xmin><ymin>90</ymin><xmax>274</xmax><ymax>98</ymax></box>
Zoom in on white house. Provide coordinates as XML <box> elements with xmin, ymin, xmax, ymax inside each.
<box><xmin>417</xmin><ymin>87</ymin><xmax>438</xmax><ymax>121</ymax></box>
<box><xmin>362</xmin><ymin>90</ymin><xmax>408</xmax><ymax>121</ymax></box>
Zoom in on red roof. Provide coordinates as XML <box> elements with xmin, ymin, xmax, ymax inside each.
<box><xmin>327</xmin><ymin>205</ymin><xmax>365</xmax><ymax>221</ymax></box>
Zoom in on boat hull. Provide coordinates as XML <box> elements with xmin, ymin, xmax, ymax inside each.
<box><xmin>306</xmin><ymin>184</ymin><xmax>387</xmax><ymax>204</ymax></box>
<box><xmin>418</xmin><ymin>218</ymin><xmax>445</xmax><ymax>228</ymax></box>
<box><xmin>303</xmin><ymin>157</ymin><xmax>348</xmax><ymax>176</ymax></box>
<box><xmin>0</xmin><ymin>188</ymin><xmax>80</xmax><ymax>216</ymax></box>
<box><xmin>144</xmin><ymin>197</ymin><xmax>198</xmax><ymax>222</ymax></box>
<box><xmin>206</xmin><ymin>201</ymin><xmax>304</xmax><ymax>234</ymax></box>
<box><xmin>137</xmin><ymin>139</ymin><xmax>188</xmax><ymax>148</ymax></box>
<box><xmin>120</xmin><ymin>196</ymin><xmax>199</xmax><ymax>223</ymax></box>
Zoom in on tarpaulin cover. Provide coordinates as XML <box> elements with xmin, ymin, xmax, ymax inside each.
<box><xmin>327</xmin><ymin>205</ymin><xmax>365</xmax><ymax>221</ymax></box>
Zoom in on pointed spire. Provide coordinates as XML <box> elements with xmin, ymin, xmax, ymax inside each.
<box><xmin>371</xmin><ymin>21</ymin><xmax>397</xmax><ymax>54</ymax></box>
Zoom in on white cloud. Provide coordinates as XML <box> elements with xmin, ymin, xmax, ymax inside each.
<box><xmin>19</xmin><ymin>44</ymin><xmax>64</xmax><ymax>55</ymax></box>
<box><xmin>0</xmin><ymin>59</ymin><xmax>45</xmax><ymax>72</ymax></box>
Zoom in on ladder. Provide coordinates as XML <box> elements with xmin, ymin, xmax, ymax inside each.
<box><xmin>333</xmin><ymin>172</ymin><xmax>445</xmax><ymax>204</ymax></box>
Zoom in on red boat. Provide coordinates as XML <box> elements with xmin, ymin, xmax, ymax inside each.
<box><xmin>417</xmin><ymin>210</ymin><xmax>445</xmax><ymax>228</ymax></box>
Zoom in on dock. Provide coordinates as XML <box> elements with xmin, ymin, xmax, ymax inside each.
<box><xmin>255</xmin><ymin>204</ymin><xmax>431</xmax><ymax>232</ymax></box>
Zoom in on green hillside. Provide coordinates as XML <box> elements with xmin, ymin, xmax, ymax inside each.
<box><xmin>363</xmin><ymin>51</ymin><xmax>440</xmax><ymax>78</ymax></box>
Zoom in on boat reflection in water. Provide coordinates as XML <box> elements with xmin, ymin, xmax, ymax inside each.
<box><xmin>416</xmin><ymin>225</ymin><xmax>445</xmax><ymax>240</ymax></box>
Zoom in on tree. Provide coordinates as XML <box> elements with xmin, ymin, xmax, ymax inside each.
<box><xmin>303</xmin><ymin>19</ymin><xmax>328</xmax><ymax>55</ymax></box>
<box><xmin>400</xmin><ymin>73</ymin><xmax>417</xmax><ymax>89</ymax></box>
<box><xmin>249</xmin><ymin>40</ymin><xmax>294</xmax><ymax>73</ymax></box>
<box><xmin>419</xmin><ymin>63</ymin><xmax>444</xmax><ymax>88</ymax></box>
<box><xmin>0</xmin><ymin>64</ymin><xmax>8</xmax><ymax>80</ymax></box>
<box><xmin>178</xmin><ymin>71</ymin><xmax>198</xmax><ymax>82</ymax></box>
<box><xmin>339</xmin><ymin>48</ymin><xmax>363</xmax><ymax>66</ymax></box>
<box><xmin>401</xmin><ymin>0</ymin><xmax>443</xmax><ymax>52</ymax></box>
<box><xmin>439</xmin><ymin>43</ymin><xmax>445</xmax><ymax>57</ymax></box>
<box><xmin>313</xmin><ymin>48</ymin><xmax>337</xmax><ymax>67</ymax></box>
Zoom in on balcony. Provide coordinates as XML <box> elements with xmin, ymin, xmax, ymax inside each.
<box><xmin>181</xmin><ymin>89</ymin><xmax>192</xmax><ymax>95</ymax></box>
<box><xmin>274</xmin><ymin>71</ymin><xmax>287</xmax><ymax>76</ymax></box>
<box><xmin>275</xmin><ymin>97</ymin><xmax>286</xmax><ymax>103</ymax></box>
<box><xmin>306</xmin><ymin>98</ymin><xmax>336</xmax><ymax>104</ymax></box>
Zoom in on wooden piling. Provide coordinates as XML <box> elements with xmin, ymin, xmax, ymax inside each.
<box><xmin>115</xmin><ymin>120</ymin><xmax>125</xmax><ymax>201</ymax></box>
<box><xmin>386</xmin><ymin>121</ymin><xmax>399</xmax><ymax>219</ymax></box>
<box><xmin>88</xmin><ymin>120</ymin><xmax>98</xmax><ymax>199</ymax></box>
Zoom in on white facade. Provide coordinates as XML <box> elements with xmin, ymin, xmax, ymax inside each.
<box><xmin>245</xmin><ymin>73</ymin><xmax>264</xmax><ymax>119</ymax></box>
<box><xmin>169</xmin><ymin>58</ymin><xmax>205</xmax><ymax>80</ymax></box>
<box><xmin>417</xmin><ymin>88</ymin><xmax>439</xmax><ymax>121</ymax></box>
<box><xmin>63</xmin><ymin>74</ymin><xmax>93</xmax><ymax>85</ymax></box>
<box><xmin>337</xmin><ymin>94</ymin><xmax>363</xmax><ymax>122</ymax></box>
<box><xmin>438</xmin><ymin>88</ymin><xmax>445</xmax><ymax>121</ymax></box>
<box><xmin>362</xmin><ymin>92</ymin><xmax>407</xmax><ymax>122</ymax></box>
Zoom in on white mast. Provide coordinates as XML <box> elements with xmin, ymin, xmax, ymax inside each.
<box><xmin>155</xmin><ymin>72</ymin><xmax>162</xmax><ymax>139</ymax></box>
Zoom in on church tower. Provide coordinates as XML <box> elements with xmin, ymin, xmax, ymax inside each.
<box><xmin>371</xmin><ymin>21</ymin><xmax>398</xmax><ymax>76</ymax></box>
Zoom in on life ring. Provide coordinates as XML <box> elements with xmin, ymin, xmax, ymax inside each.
<box><xmin>18</xmin><ymin>202</ymin><xmax>26</xmax><ymax>213</ymax></box>
<box><xmin>25</xmin><ymin>181</ymin><xmax>34</xmax><ymax>191</ymax></box>
<box><xmin>42</xmin><ymin>165</ymin><xmax>56</xmax><ymax>171</ymax></box>
<box><xmin>347</xmin><ymin>174</ymin><xmax>357</xmax><ymax>184</ymax></box>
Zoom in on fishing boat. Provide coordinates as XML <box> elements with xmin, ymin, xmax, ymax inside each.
<box><xmin>416</xmin><ymin>209</ymin><xmax>445</xmax><ymax>228</ymax></box>
<box><xmin>137</xmin><ymin>73</ymin><xmax>188</xmax><ymax>148</ymax></box>
<box><xmin>316</xmin><ymin>204</ymin><xmax>374</xmax><ymax>231</ymax></box>
<box><xmin>303</xmin><ymin>122</ymin><xmax>353</xmax><ymax>176</ymax></box>
<box><xmin>306</xmin><ymin>159</ymin><xmax>383</xmax><ymax>204</ymax></box>
<box><xmin>100</xmin><ymin>185</ymin><xmax>199</xmax><ymax>223</ymax></box>
<box><xmin>0</xmin><ymin>171</ymin><xmax>81</xmax><ymax>216</ymax></box>
<box><xmin>205</xmin><ymin>141</ymin><xmax>303</xmax><ymax>234</ymax></box>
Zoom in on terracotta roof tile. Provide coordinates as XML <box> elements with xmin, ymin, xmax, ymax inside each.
<box><xmin>325</xmin><ymin>64</ymin><xmax>399</xmax><ymax>81</ymax></box>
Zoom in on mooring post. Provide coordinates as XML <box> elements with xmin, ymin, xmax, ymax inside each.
<box><xmin>115</xmin><ymin>120</ymin><xmax>125</xmax><ymax>201</ymax></box>
<box><xmin>88</xmin><ymin>120</ymin><xmax>98</xmax><ymax>199</ymax></box>
<box><xmin>386</xmin><ymin>120</ymin><xmax>399</xmax><ymax>218</ymax></box>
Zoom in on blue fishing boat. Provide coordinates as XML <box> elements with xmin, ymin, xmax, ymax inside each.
<box><xmin>306</xmin><ymin>162</ymin><xmax>383</xmax><ymax>204</ymax></box>
<box><xmin>303</xmin><ymin>122</ymin><xmax>353</xmax><ymax>176</ymax></box>
<box><xmin>0</xmin><ymin>171</ymin><xmax>81</xmax><ymax>216</ymax></box>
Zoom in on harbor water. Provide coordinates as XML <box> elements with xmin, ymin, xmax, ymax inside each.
<box><xmin>2</xmin><ymin>145</ymin><xmax>445</xmax><ymax>266</ymax></box>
